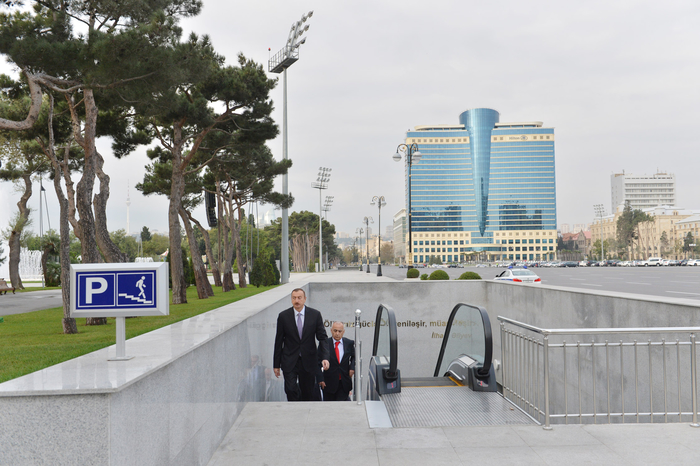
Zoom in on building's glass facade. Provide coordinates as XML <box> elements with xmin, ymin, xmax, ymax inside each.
<box><xmin>405</xmin><ymin>108</ymin><xmax>557</xmax><ymax>263</ymax></box>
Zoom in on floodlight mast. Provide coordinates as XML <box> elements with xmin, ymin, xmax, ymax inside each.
<box><xmin>312</xmin><ymin>167</ymin><xmax>331</xmax><ymax>272</ymax></box>
<box><xmin>268</xmin><ymin>11</ymin><xmax>313</xmax><ymax>283</ymax></box>
<box><xmin>393</xmin><ymin>144</ymin><xmax>421</xmax><ymax>266</ymax></box>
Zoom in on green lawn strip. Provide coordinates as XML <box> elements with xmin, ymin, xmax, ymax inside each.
<box><xmin>0</xmin><ymin>284</ymin><xmax>277</xmax><ymax>384</ymax></box>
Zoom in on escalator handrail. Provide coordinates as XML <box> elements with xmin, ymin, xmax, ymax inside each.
<box><xmin>433</xmin><ymin>303</ymin><xmax>493</xmax><ymax>378</ymax></box>
<box><xmin>372</xmin><ymin>303</ymin><xmax>398</xmax><ymax>379</ymax></box>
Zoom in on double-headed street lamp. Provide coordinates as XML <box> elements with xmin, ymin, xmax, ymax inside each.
<box><xmin>593</xmin><ymin>204</ymin><xmax>605</xmax><ymax>261</ymax></box>
<box><xmin>393</xmin><ymin>144</ymin><xmax>422</xmax><ymax>266</ymax></box>
<box><xmin>363</xmin><ymin>216</ymin><xmax>373</xmax><ymax>273</ymax></box>
<box><xmin>371</xmin><ymin>196</ymin><xmax>387</xmax><ymax>276</ymax></box>
<box><xmin>312</xmin><ymin>167</ymin><xmax>331</xmax><ymax>272</ymax></box>
<box><xmin>268</xmin><ymin>10</ymin><xmax>313</xmax><ymax>284</ymax></box>
<box><xmin>356</xmin><ymin>227</ymin><xmax>364</xmax><ymax>271</ymax></box>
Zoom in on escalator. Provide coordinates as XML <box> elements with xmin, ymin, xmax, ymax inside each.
<box><xmin>366</xmin><ymin>303</ymin><xmax>534</xmax><ymax>427</ymax></box>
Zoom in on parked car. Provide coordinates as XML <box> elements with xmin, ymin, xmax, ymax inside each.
<box><xmin>645</xmin><ymin>257</ymin><xmax>663</xmax><ymax>266</ymax></box>
<box><xmin>494</xmin><ymin>268</ymin><xmax>541</xmax><ymax>284</ymax></box>
<box><xmin>560</xmin><ymin>261</ymin><xmax>579</xmax><ymax>267</ymax></box>
<box><xmin>668</xmin><ymin>260</ymin><xmax>680</xmax><ymax>266</ymax></box>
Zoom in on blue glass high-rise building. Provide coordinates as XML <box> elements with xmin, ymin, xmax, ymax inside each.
<box><xmin>404</xmin><ymin>108</ymin><xmax>557</xmax><ymax>263</ymax></box>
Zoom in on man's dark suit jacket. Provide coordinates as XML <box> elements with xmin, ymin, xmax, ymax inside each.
<box><xmin>274</xmin><ymin>306</ymin><xmax>329</xmax><ymax>374</ymax></box>
<box><xmin>317</xmin><ymin>337</ymin><xmax>355</xmax><ymax>394</ymax></box>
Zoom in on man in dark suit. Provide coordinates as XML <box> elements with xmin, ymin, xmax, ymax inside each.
<box><xmin>317</xmin><ymin>321</ymin><xmax>355</xmax><ymax>401</ymax></box>
<box><xmin>274</xmin><ymin>288</ymin><xmax>329</xmax><ymax>401</ymax></box>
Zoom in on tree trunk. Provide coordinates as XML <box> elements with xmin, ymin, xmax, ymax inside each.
<box><xmin>73</xmin><ymin>90</ymin><xmax>106</xmax><ymax>325</ymax></box>
<box><xmin>179</xmin><ymin>207</ymin><xmax>213</xmax><ymax>298</ymax></box>
<box><xmin>189</xmin><ymin>213</ymin><xmax>221</xmax><ymax>288</ymax></box>
<box><xmin>234</xmin><ymin>207</ymin><xmax>247</xmax><ymax>288</ymax></box>
<box><xmin>43</xmin><ymin>99</ymin><xmax>77</xmax><ymax>334</ymax></box>
<box><xmin>168</xmin><ymin>125</ymin><xmax>187</xmax><ymax>304</ymax></box>
<box><xmin>94</xmin><ymin>151</ymin><xmax>128</xmax><ymax>263</ymax></box>
<box><xmin>221</xmin><ymin>201</ymin><xmax>236</xmax><ymax>292</ymax></box>
<box><xmin>8</xmin><ymin>174</ymin><xmax>32</xmax><ymax>290</ymax></box>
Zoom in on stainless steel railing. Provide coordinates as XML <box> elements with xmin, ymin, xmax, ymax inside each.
<box><xmin>498</xmin><ymin>316</ymin><xmax>700</xmax><ymax>429</ymax></box>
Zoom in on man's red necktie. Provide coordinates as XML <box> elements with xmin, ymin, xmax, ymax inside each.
<box><xmin>335</xmin><ymin>341</ymin><xmax>341</xmax><ymax>379</ymax></box>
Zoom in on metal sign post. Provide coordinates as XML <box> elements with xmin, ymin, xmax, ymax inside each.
<box><xmin>111</xmin><ymin>317</ymin><xmax>133</xmax><ymax>361</ymax></box>
<box><xmin>355</xmin><ymin>308</ymin><xmax>362</xmax><ymax>404</ymax></box>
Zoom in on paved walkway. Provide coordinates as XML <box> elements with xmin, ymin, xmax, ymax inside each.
<box><xmin>0</xmin><ymin>289</ymin><xmax>62</xmax><ymax>316</ymax></box>
<box><xmin>208</xmin><ymin>401</ymin><xmax>700</xmax><ymax>466</ymax></box>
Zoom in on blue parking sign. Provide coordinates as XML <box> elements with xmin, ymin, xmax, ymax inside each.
<box><xmin>71</xmin><ymin>263</ymin><xmax>168</xmax><ymax>317</ymax></box>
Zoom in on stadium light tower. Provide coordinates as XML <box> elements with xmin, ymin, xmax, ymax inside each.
<box><xmin>268</xmin><ymin>10</ymin><xmax>313</xmax><ymax>283</ymax></box>
<box><xmin>312</xmin><ymin>167</ymin><xmax>331</xmax><ymax>272</ymax></box>
<box><xmin>393</xmin><ymin>144</ymin><xmax>422</xmax><ymax>266</ymax></box>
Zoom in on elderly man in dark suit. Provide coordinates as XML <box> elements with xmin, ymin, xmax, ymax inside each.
<box><xmin>274</xmin><ymin>288</ymin><xmax>330</xmax><ymax>401</ymax></box>
<box><xmin>317</xmin><ymin>321</ymin><xmax>355</xmax><ymax>401</ymax></box>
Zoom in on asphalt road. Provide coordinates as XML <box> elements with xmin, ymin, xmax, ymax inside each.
<box><xmin>343</xmin><ymin>264</ymin><xmax>700</xmax><ymax>301</ymax></box>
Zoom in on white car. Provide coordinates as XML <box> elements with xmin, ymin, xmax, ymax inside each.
<box><xmin>494</xmin><ymin>268</ymin><xmax>541</xmax><ymax>284</ymax></box>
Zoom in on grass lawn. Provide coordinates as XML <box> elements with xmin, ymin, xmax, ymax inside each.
<box><xmin>0</xmin><ymin>284</ymin><xmax>277</xmax><ymax>384</ymax></box>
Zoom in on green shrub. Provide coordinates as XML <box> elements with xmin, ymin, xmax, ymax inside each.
<box><xmin>45</xmin><ymin>261</ymin><xmax>61</xmax><ymax>287</ymax></box>
<box><xmin>406</xmin><ymin>268</ymin><xmax>420</xmax><ymax>278</ymax></box>
<box><xmin>428</xmin><ymin>269</ymin><xmax>449</xmax><ymax>280</ymax></box>
<box><xmin>457</xmin><ymin>271</ymin><xmax>482</xmax><ymax>280</ymax></box>
<box><xmin>420</xmin><ymin>273</ymin><xmax>428</xmax><ymax>280</ymax></box>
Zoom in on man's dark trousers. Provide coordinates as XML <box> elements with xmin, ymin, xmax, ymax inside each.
<box><xmin>273</xmin><ymin>306</ymin><xmax>329</xmax><ymax>401</ymax></box>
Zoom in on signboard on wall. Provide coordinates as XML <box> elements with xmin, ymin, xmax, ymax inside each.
<box><xmin>70</xmin><ymin>263</ymin><xmax>169</xmax><ymax>318</ymax></box>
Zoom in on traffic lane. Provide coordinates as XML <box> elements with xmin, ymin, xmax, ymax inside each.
<box><xmin>525</xmin><ymin>267</ymin><xmax>700</xmax><ymax>300</ymax></box>
<box><xmin>376</xmin><ymin>265</ymin><xmax>700</xmax><ymax>300</ymax></box>
<box><xmin>0</xmin><ymin>290</ymin><xmax>63</xmax><ymax>316</ymax></box>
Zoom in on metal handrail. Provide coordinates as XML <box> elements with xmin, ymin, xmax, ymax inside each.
<box><xmin>498</xmin><ymin>316</ymin><xmax>700</xmax><ymax>430</ymax></box>
<box><xmin>498</xmin><ymin>316</ymin><xmax>700</xmax><ymax>336</ymax></box>
<box><xmin>372</xmin><ymin>304</ymin><xmax>398</xmax><ymax>380</ymax></box>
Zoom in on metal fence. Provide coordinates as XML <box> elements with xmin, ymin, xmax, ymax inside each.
<box><xmin>498</xmin><ymin>316</ymin><xmax>700</xmax><ymax>429</ymax></box>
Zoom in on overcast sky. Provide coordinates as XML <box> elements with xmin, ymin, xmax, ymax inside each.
<box><xmin>2</xmin><ymin>0</ymin><xmax>700</xmax><ymax>250</ymax></box>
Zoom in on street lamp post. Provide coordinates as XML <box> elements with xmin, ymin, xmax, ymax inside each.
<box><xmin>393</xmin><ymin>144</ymin><xmax>422</xmax><ymax>266</ymax></box>
<box><xmin>594</xmin><ymin>204</ymin><xmax>605</xmax><ymax>261</ymax></box>
<box><xmin>371</xmin><ymin>196</ymin><xmax>387</xmax><ymax>276</ymax></box>
<box><xmin>312</xmin><ymin>167</ymin><xmax>331</xmax><ymax>272</ymax></box>
<box><xmin>356</xmin><ymin>227</ymin><xmax>364</xmax><ymax>271</ymax></box>
<box><xmin>363</xmin><ymin>216</ymin><xmax>373</xmax><ymax>273</ymax></box>
<box><xmin>268</xmin><ymin>10</ymin><xmax>313</xmax><ymax>283</ymax></box>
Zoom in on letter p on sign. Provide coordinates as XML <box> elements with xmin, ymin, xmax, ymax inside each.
<box><xmin>85</xmin><ymin>277</ymin><xmax>108</xmax><ymax>304</ymax></box>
